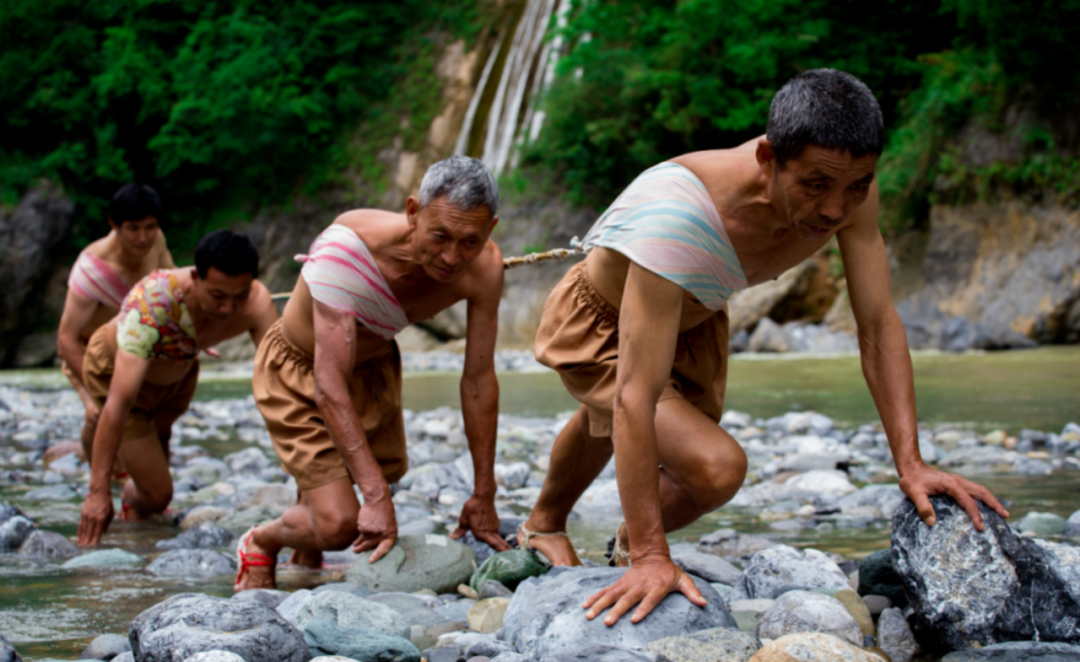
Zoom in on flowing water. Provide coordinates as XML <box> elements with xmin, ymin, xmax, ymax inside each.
<box><xmin>2</xmin><ymin>346</ymin><xmax>1079</xmax><ymax>660</ymax></box>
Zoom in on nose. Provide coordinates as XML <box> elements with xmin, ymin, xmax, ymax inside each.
<box><xmin>442</xmin><ymin>245</ymin><xmax>461</xmax><ymax>267</ymax></box>
<box><xmin>219</xmin><ymin>300</ymin><xmax>235</xmax><ymax>316</ymax></box>
<box><xmin>821</xmin><ymin>190</ymin><xmax>844</xmax><ymax>222</ymax></box>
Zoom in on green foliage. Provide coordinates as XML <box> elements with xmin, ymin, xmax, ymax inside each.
<box><xmin>0</xmin><ymin>0</ymin><xmax>478</xmax><ymax>254</ymax></box>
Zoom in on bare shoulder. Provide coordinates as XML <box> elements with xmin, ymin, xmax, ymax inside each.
<box><xmin>82</xmin><ymin>234</ymin><xmax>113</xmax><ymax>259</ymax></box>
<box><xmin>332</xmin><ymin>209</ymin><xmax>402</xmax><ymax>236</ymax></box>
<box><xmin>460</xmin><ymin>239</ymin><xmax>504</xmax><ymax>298</ymax></box>
<box><xmin>241</xmin><ymin>279</ymin><xmax>274</xmax><ymax>315</ymax></box>
<box><xmin>838</xmin><ymin>180</ymin><xmax>882</xmax><ymax>240</ymax></box>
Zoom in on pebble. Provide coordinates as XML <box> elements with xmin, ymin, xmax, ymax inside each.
<box><xmin>467</xmin><ymin>597</ymin><xmax>511</xmax><ymax>633</ymax></box>
<box><xmin>62</xmin><ymin>548</ymin><xmax>144</xmax><ymax>569</ymax></box>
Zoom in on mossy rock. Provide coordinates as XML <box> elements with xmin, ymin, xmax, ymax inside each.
<box><xmin>470</xmin><ymin>549</ymin><xmax>549</xmax><ymax>592</ymax></box>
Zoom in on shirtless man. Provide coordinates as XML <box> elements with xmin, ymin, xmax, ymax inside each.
<box><xmin>76</xmin><ymin>230</ymin><xmax>278</xmax><ymax>546</ymax></box>
<box><xmin>521</xmin><ymin>69</ymin><xmax>1010</xmax><ymax>625</ymax></box>
<box><xmin>234</xmin><ymin>156</ymin><xmax>509</xmax><ymax>591</ymax></box>
<box><xmin>57</xmin><ymin>183</ymin><xmax>175</xmax><ymax>459</ymax></box>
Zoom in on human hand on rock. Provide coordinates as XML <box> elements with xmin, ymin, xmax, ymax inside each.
<box><xmin>450</xmin><ymin>494</ymin><xmax>510</xmax><ymax>552</ymax></box>
<box><xmin>582</xmin><ymin>555</ymin><xmax>707</xmax><ymax>626</ymax></box>
<box><xmin>77</xmin><ymin>489</ymin><xmax>114</xmax><ymax>546</ymax></box>
<box><xmin>899</xmin><ymin>463</ymin><xmax>1009</xmax><ymax>531</ymax></box>
<box><xmin>353</xmin><ymin>494</ymin><xmax>397</xmax><ymax>562</ymax></box>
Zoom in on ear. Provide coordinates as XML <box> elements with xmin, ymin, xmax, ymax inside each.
<box><xmin>405</xmin><ymin>196</ymin><xmax>421</xmax><ymax>226</ymax></box>
<box><xmin>108</xmin><ymin>217</ymin><xmax>119</xmax><ymax>232</ymax></box>
<box><xmin>189</xmin><ymin>267</ymin><xmax>200</xmax><ymax>283</ymax></box>
<box><xmin>489</xmin><ymin>215</ymin><xmax>499</xmax><ymax>232</ymax></box>
<box><xmin>756</xmin><ymin>138</ymin><xmax>776</xmax><ymax>178</ymax></box>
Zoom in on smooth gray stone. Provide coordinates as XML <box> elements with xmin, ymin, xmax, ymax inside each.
<box><xmin>62</xmin><ymin>548</ymin><xmax>144</xmax><ymax>569</ymax></box>
<box><xmin>313</xmin><ymin>582</ymin><xmax>373</xmax><ymax>599</ymax></box>
<box><xmin>478</xmin><ymin>580</ymin><xmax>513</xmax><ymax>599</ymax></box>
<box><xmin>537</xmin><ymin>643</ymin><xmax>667</xmax><ymax>661</ymax></box>
<box><xmin>17</xmin><ymin>529</ymin><xmax>78</xmax><ymax>558</ymax></box>
<box><xmin>729</xmin><ymin>544</ymin><xmax>849</xmax><ymax>600</ymax></box>
<box><xmin>669</xmin><ymin>544</ymin><xmax>743</xmax><ymax>586</ymax></box>
<box><xmin>641</xmin><ymin>627</ymin><xmax>760</xmax><ymax>662</ymax></box>
<box><xmin>501</xmin><ymin>566</ymin><xmax>735</xmax><ymax>658</ymax></box>
<box><xmin>0</xmin><ymin>515</ymin><xmax>34</xmax><ymax>551</ymax></box>
<box><xmin>753</xmin><ymin>590</ymin><xmax>861</xmax><ymax>647</ymax></box>
<box><xmin>0</xmin><ymin>502</ymin><xmax>26</xmax><ymax>525</ymax></box>
<box><xmin>1015</xmin><ymin>511</ymin><xmax>1067</xmax><ymax>537</ymax></box>
<box><xmin>231</xmin><ymin>589</ymin><xmax>290</xmax><ymax>611</ymax></box>
<box><xmin>182</xmin><ymin>653</ymin><xmax>246</xmax><ymax>662</ymax></box>
<box><xmin>1065</xmin><ymin>509</ymin><xmax>1080</xmax><ymax>537</ymax></box>
<box><xmin>490</xmin><ymin>654</ymin><xmax>531</xmax><ymax>662</ymax></box>
<box><xmin>857</xmin><ymin>548</ymin><xmax>906</xmax><ymax>608</ymax></box>
<box><xmin>435</xmin><ymin>599</ymin><xmax>474</xmax><ymax>624</ymax></box>
<box><xmin>303</xmin><ymin>618</ymin><xmax>420</xmax><ymax>662</ymax></box>
<box><xmin>111</xmin><ymin>654</ymin><xmax>133</xmax><ymax>662</ymax></box>
<box><xmin>346</xmin><ymin>534</ymin><xmax>477</xmax><ymax>594</ymax></box>
<box><xmin>877</xmin><ymin>607</ymin><xmax>919</xmax><ymax>662</ymax></box>
<box><xmin>293</xmin><ymin>590</ymin><xmax>411</xmax><ymax>639</ymax></box>
<box><xmin>941</xmin><ymin>641</ymin><xmax>1080</xmax><ymax>661</ymax></box>
<box><xmin>276</xmin><ymin>589</ymin><xmax>314</xmax><ymax>624</ymax></box>
<box><xmin>79</xmin><ymin>633</ymin><xmax>131</xmax><ymax>660</ymax></box>
<box><xmin>216</xmin><ymin>505</ymin><xmax>282</xmax><ymax>535</ymax></box>
<box><xmin>129</xmin><ymin>593</ymin><xmax>310</xmax><ymax>662</ymax></box>
<box><xmin>156</xmin><ymin>523</ymin><xmax>234</xmax><ymax>550</ymax></box>
<box><xmin>0</xmin><ymin>631</ymin><xmax>21</xmax><ymax>662</ymax></box>
<box><xmin>23</xmin><ymin>484</ymin><xmax>78</xmax><ymax>501</ymax></box>
<box><xmin>146</xmin><ymin>549</ymin><xmax>236</xmax><ymax>577</ymax></box>
<box><xmin>465</xmin><ymin>639</ymin><xmax>515</xmax><ymax>657</ymax></box>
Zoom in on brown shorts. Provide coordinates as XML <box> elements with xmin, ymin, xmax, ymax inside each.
<box><xmin>534</xmin><ymin>261</ymin><xmax>729</xmax><ymax>437</ymax></box>
<box><xmin>83</xmin><ymin>325</ymin><xmax>200</xmax><ymax>441</ymax></box>
<box><xmin>252</xmin><ymin>319</ymin><xmax>408</xmax><ymax>492</ymax></box>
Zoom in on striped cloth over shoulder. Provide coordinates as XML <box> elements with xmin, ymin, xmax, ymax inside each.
<box><xmin>67</xmin><ymin>251</ymin><xmax>130</xmax><ymax>308</ymax></box>
<box><xmin>581</xmin><ymin>162</ymin><xmax>747</xmax><ymax>310</ymax></box>
<box><xmin>296</xmin><ymin>224</ymin><xmax>409</xmax><ymax>340</ymax></box>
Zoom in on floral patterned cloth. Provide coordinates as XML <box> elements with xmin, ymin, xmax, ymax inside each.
<box><xmin>116</xmin><ymin>270</ymin><xmax>198</xmax><ymax>361</ymax></box>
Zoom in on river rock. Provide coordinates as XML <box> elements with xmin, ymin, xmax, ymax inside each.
<box><xmin>468</xmin><ymin>598</ymin><xmax>510</xmax><ymax>633</ymax></box>
<box><xmin>1065</xmin><ymin>509</ymin><xmax>1080</xmax><ymax>538</ymax></box>
<box><xmin>470</xmin><ymin>549</ymin><xmax>548</xmax><ymax>591</ymax></box>
<box><xmin>831</xmin><ymin>589</ymin><xmax>873</xmax><ymax>636</ymax></box>
<box><xmin>80</xmin><ymin>633</ymin><xmax>131</xmax><ymax>660</ymax></box>
<box><xmin>0</xmin><ymin>632</ymin><xmax>20</xmax><ymax>662</ymax></box>
<box><xmin>877</xmin><ymin>607</ymin><xmax>919</xmax><ymax>662</ymax></box>
<box><xmin>231</xmin><ymin>589</ymin><xmax>290</xmax><ymax>611</ymax></box>
<box><xmin>179</xmin><ymin>506</ymin><xmax>231</xmax><ymax>531</ymax></box>
<box><xmin>216</xmin><ymin>505</ymin><xmax>281</xmax><ymax>535</ymax></box>
<box><xmin>277</xmin><ymin>589</ymin><xmax>314</xmax><ymax>624</ymax></box>
<box><xmin>1015</xmin><ymin>511</ymin><xmax>1067</xmax><ymax>537</ymax></box>
<box><xmin>146</xmin><ymin>549</ymin><xmax>237</xmax><ymax>577</ymax></box>
<box><xmin>641</xmin><ymin>627</ymin><xmax>760</xmax><ymax>662</ymax></box>
<box><xmin>500</xmin><ymin>566</ymin><xmax>735</xmax><ymax>658</ymax></box>
<box><xmin>294</xmin><ymin>590</ymin><xmax>411</xmax><ymax>639</ymax></box>
<box><xmin>346</xmin><ymin>534</ymin><xmax>477</xmax><ymax>594</ymax></box>
<box><xmin>303</xmin><ymin>618</ymin><xmax>420</xmax><ymax>662</ymax></box>
<box><xmin>730</xmin><ymin>545</ymin><xmax>850</xmax><ymax>600</ymax></box>
<box><xmin>157</xmin><ymin>523</ymin><xmax>234</xmax><ymax>550</ymax></box>
<box><xmin>537</xmin><ymin>645</ymin><xmax>668</xmax><ymax>661</ymax></box>
<box><xmin>754</xmin><ymin>591</ymin><xmax>861</xmax><ymax>647</ymax></box>
<box><xmin>182</xmin><ymin>653</ymin><xmax>245</xmax><ymax>662</ymax></box>
<box><xmin>0</xmin><ymin>502</ymin><xmax>24</xmax><ymax>524</ymax></box>
<box><xmin>670</xmin><ymin>544</ymin><xmax>744</xmax><ymax>586</ymax></box>
<box><xmin>783</xmin><ymin>470</ymin><xmax>856</xmax><ymax>496</ymax></box>
<box><xmin>698</xmin><ymin>530</ymin><xmax>777</xmax><ymax>559</ymax></box>
<box><xmin>940</xmin><ymin>641</ymin><xmax>1080</xmax><ymax>661</ymax></box>
<box><xmin>857</xmin><ymin>549</ymin><xmax>906</xmax><ymax>607</ymax></box>
<box><xmin>62</xmin><ymin>548</ymin><xmax>144</xmax><ymax>569</ymax></box>
<box><xmin>464</xmin><ymin>639</ymin><xmax>515</xmax><ymax>657</ymax></box>
<box><xmin>728</xmin><ymin>600</ymin><xmax>773</xmax><ymax>632</ymax></box>
<box><xmin>478</xmin><ymin>580</ymin><xmax>513</xmax><ymax>600</ymax></box>
<box><xmin>0</xmin><ymin>515</ymin><xmax>34</xmax><ymax>551</ymax></box>
<box><xmin>129</xmin><ymin>593</ymin><xmax>310</xmax><ymax>662</ymax></box>
<box><xmin>112</xmin><ymin>655</ymin><xmax>133</xmax><ymax>662</ymax></box>
<box><xmin>835</xmin><ymin>485</ymin><xmax>906</xmax><ymax>518</ymax></box>
<box><xmin>892</xmin><ymin>495</ymin><xmax>1080</xmax><ymax>655</ymax></box>
<box><xmin>17</xmin><ymin>529</ymin><xmax>78</xmax><ymax>558</ymax></box>
<box><xmin>22</xmin><ymin>484</ymin><xmax>77</xmax><ymax>501</ymax></box>
<box><xmin>748</xmin><ymin>632</ymin><xmax>882</xmax><ymax>661</ymax></box>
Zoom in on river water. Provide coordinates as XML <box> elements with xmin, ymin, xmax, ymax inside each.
<box><xmin>1</xmin><ymin>346</ymin><xmax>1078</xmax><ymax>660</ymax></box>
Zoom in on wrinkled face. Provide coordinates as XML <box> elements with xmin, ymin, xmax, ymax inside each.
<box><xmin>112</xmin><ymin>216</ymin><xmax>159</xmax><ymax>256</ymax></box>
<box><xmin>191</xmin><ymin>267</ymin><xmax>254</xmax><ymax>320</ymax></box>
<box><xmin>768</xmin><ymin>146</ymin><xmax>878</xmax><ymax>240</ymax></box>
<box><xmin>407</xmin><ymin>195</ymin><xmax>496</xmax><ymax>282</ymax></box>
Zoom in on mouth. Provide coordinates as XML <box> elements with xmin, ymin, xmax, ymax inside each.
<box><xmin>803</xmin><ymin>222</ymin><xmax>835</xmax><ymax>238</ymax></box>
<box><xmin>435</xmin><ymin>265</ymin><xmax>455</xmax><ymax>278</ymax></box>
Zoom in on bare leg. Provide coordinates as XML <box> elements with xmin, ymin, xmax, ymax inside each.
<box><xmin>115</xmin><ymin>432</ymin><xmax>174</xmax><ymax>520</ymax></box>
<box><xmin>286</xmin><ymin>491</ymin><xmax>324</xmax><ymax>568</ymax></box>
<box><xmin>235</xmin><ymin>477</ymin><xmax>361</xmax><ymax>591</ymax></box>
<box><xmin>522</xmin><ymin>407</ymin><xmax>614</xmax><ymax>565</ymax></box>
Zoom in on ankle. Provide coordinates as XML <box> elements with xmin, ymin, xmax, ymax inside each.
<box><xmin>526</xmin><ymin>512</ymin><xmax>568</xmax><ymax>534</ymax></box>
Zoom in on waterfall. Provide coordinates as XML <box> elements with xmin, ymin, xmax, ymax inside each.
<box><xmin>454</xmin><ymin>0</ymin><xmax>568</xmax><ymax>176</ymax></box>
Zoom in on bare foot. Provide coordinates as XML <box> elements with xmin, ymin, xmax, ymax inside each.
<box><xmin>286</xmin><ymin>549</ymin><xmax>323</xmax><ymax>569</ymax></box>
<box><xmin>235</xmin><ymin>527</ymin><xmax>278</xmax><ymax>591</ymax></box>
<box><xmin>519</xmin><ymin>518</ymin><xmax>582</xmax><ymax>566</ymax></box>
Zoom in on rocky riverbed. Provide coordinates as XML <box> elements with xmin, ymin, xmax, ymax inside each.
<box><xmin>2</xmin><ymin>378</ymin><xmax>1080</xmax><ymax>661</ymax></box>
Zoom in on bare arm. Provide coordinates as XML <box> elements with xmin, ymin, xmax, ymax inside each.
<box><xmin>583</xmin><ymin>263</ymin><xmax>706</xmax><ymax>625</ymax></box>
<box><xmin>57</xmin><ymin>290</ymin><xmax>100</xmax><ymax>386</ymax></box>
<box><xmin>449</xmin><ymin>265</ymin><xmax>510</xmax><ymax>551</ymax></box>
<box><xmin>157</xmin><ymin>232</ymin><xmax>176</xmax><ymax>269</ymax></box>
<box><xmin>77</xmin><ymin>348</ymin><xmax>149</xmax><ymax>545</ymax></box>
<box><xmin>312</xmin><ymin>298</ymin><xmax>397</xmax><ymax>561</ymax></box>
<box><xmin>246</xmin><ymin>282</ymin><xmax>279</xmax><ymax>348</ymax></box>
<box><xmin>839</xmin><ymin>184</ymin><xmax>1008</xmax><ymax>529</ymax></box>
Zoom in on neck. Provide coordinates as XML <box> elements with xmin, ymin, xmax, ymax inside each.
<box><xmin>384</xmin><ymin>224</ymin><xmax>433</xmax><ymax>284</ymax></box>
<box><xmin>108</xmin><ymin>233</ymin><xmax>146</xmax><ymax>271</ymax></box>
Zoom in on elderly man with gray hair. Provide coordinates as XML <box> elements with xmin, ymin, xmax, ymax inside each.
<box><xmin>235</xmin><ymin>156</ymin><xmax>508</xmax><ymax>590</ymax></box>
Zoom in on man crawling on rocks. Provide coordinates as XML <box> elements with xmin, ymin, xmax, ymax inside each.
<box><xmin>234</xmin><ymin>156</ymin><xmax>509</xmax><ymax>591</ymax></box>
<box><xmin>520</xmin><ymin>69</ymin><xmax>1010</xmax><ymax>625</ymax></box>
<box><xmin>77</xmin><ymin>231</ymin><xmax>278</xmax><ymax>546</ymax></box>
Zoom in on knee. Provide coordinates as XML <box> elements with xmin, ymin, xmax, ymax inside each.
<box><xmin>683</xmin><ymin>445</ymin><xmax>748</xmax><ymax>511</ymax></box>
<box><xmin>136</xmin><ymin>482</ymin><xmax>173</xmax><ymax>513</ymax></box>
<box><xmin>314</xmin><ymin>511</ymin><xmax>358</xmax><ymax>550</ymax></box>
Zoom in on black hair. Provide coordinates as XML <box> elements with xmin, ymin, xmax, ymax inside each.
<box><xmin>767</xmin><ymin>69</ymin><xmax>884</xmax><ymax>167</ymax></box>
<box><xmin>194</xmin><ymin>230</ymin><xmax>259</xmax><ymax>279</ymax></box>
<box><xmin>109</xmin><ymin>183</ymin><xmax>162</xmax><ymax>226</ymax></box>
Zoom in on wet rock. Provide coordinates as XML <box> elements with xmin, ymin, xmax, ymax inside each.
<box><xmin>831</xmin><ymin>589</ymin><xmax>873</xmax><ymax>637</ymax></box>
<box><xmin>217</xmin><ymin>505</ymin><xmax>282</xmax><ymax>535</ymax></box>
<box><xmin>478</xmin><ymin>580</ymin><xmax>513</xmax><ymax>600</ymax></box>
<box><xmin>727</xmin><ymin>600</ymin><xmax>773</xmax><ymax>632</ymax></box>
<box><xmin>0</xmin><ymin>502</ymin><xmax>25</xmax><ymax>524</ymax></box>
<box><xmin>835</xmin><ymin>485</ymin><xmax>906</xmax><ymax>519</ymax></box>
<box><xmin>62</xmin><ymin>548</ymin><xmax>144</xmax><ymax>569</ymax></box>
<box><xmin>112</xmin><ymin>654</ymin><xmax>133</xmax><ymax>662</ymax></box>
<box><xmin>892</xmin><ymin>496</ymin><xmax>1080</xmax><ymax>655</ymax></box>
<box><xmin>467</xmin><ymin>598</ymin><xmax>510</xmax><ymax>633</ymax></box>
<box><xmin>537</xmin><ymin>644</ymin><xmax>669</xmax><ymax>662</ymax></box>
<box><xmin>80</xmin><ymin>633</ymin><xmax>131</xmax><ymax>660</ymax></box>
<box><xmin>501</xmin><ymin>566</ymin><xmax>735</xmax><ymax>658</ymax></box>
<box><xmin>470</xmin><ymin>549</ymin><xmax>548</xmax><ymax>591</ymax></box>
<box><xmin>857</xmin><ymin>549</ymin><xmax>906</xmax><ymax>608</ymax></box>
<box><xmin>303</xmin><ymin>618</ymin><xmax>420</xmax><ymax>662</ymax></box>
<box><xmin>670</xmin><ymin>543</ymin><xmax>743</xmax><ymax>586</ymax></box>
<box><xmin>23</xmin><ymin>484</ymin><xmax>77</xmax><ymax>501</ymax></box>
<box><xmin>157</xmin><ymin>523</ymin><xmax>234</xmax><ymax>550</ymax></box>
<box><xmin>861</xmin><ymin>594</ymin><xmax>891</xmax><ymax>616</ymax></box>
<box><xmin>366</xmin><ymin>593</ymin><xmax>446</xmax><ymax>630</ymax></box>
<box><xmin>0</xmin><ymin>632</ymin><xmax>20</xmax><ymax>662</ymax></box>
<box><xmin>698</xmin><ymin>529</ymin><xmax>777</xmax><ymax>559</ymax></box>
<box><xmin>464</xmin><ymin>640</ymin><xmax>515</xmax><ymax>657</ymax></box>
<box><xmin>346</xmin><ymin>534</ymin><xmax>477</xmax><ymax>594</ymax></box>
<box><xmin>730</xmin><ymin>545</ymin><xmax>850</xmax><ymax>600</ymax></box>
<box><xmin>783</xmin><ymin>470</ymin><xmax>856</xmax><ymax>496</ymax></box>
<box><xmin>146</xmin><ymin>549</ymin><xmax>237</xmax><ymax>578</ymax></box>
<box><xmin>878</xmin><ymin>607</ymin><xmax>919</xmax><ymax>662</ymax></box>
<box><xmin>754</xmin><ymin>590</ymin><xmax>861</xmax><ymax>647</ymax></box>
<box><xmin>224</xmin><ymin>448</ymin><xmax>272</xmax><ymax>474</ymax></box>
<box><xmin>641</xmin><ymin>627</ymin><xmax>760</xmax><ymax>662</ymax></box>
<box><xmin>277</xmin><ymin>589</ymin><xmax>314</xmax><ymax>624</ymax></box>
<box><xmin>182</xmin><ymin>653</ymin><xmax>245</xmax><ymax>662</ymax></box>
<box><xmin>1065</xmin><ymin>509</ymin><xmax>1080</xmax><ymax>538</ymax></box>
<box><xmin>0</xmin><ymin>515</ymin><xmax>34</xmax><ymax>551</ymax></box>
<box><xmin>17</xmin><ymin>529</ymin><xmax>78</xmax><ymax>558</ymax></box>
<box><xmin>294</xmin><ymin>590</ymin><xmax>411</xmax><ymax>639</ymax></box>
<box><xmin>231</xmin><ymin>589</ymin><xmax>290</xmax><ymax>611</ymax></box>
<box><xmin>435</xmin><ymin>598</ymin><xmax>475</xmax><ymax>624</ymax></box>
<box><xmin>1015</xmin><ymin>511</ymin><xmax>1066</xmax><ymax>537</ymax></box>
<box><xmin>313</xmin><ymin>582</ymin><xmax>374</xmax><ymax>599</ymax></box>
<box><xmin>748</xmin><ymin>632</ymin><xmax>882</xmax><ymax>661</ymax></box>
<box><xmin>940</xmin><ymin>641</ymin><xmax>1080</xmax><ymax>661</ymax></box>
<box><xmin>129</xmin><ymin>593</ymin><xmax>309</xmax><ymax>662</ymax></box>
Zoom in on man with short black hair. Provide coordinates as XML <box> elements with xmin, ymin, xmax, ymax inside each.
<box><xmin>76</xmin><ymin>230</ymin><xmax>278</xmax><ymax>546</ymax></box>
<box><xmin>58</xmin><ymin>183</ymin><xmax>175</xmax><ymax>460</ymax></box>
<box><xmin>522</xmin><ymin>69</ymin><xmax>1009</xmax><ymax>624</ymax></box>
<box><xmin>234</xmin><ymin>156</ymin><xmax>509</xmax><ymax>591</ymax></box>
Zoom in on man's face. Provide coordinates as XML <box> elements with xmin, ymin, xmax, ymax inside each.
<box><xmin>191</xmin><ymin>267</ymin><xmax>253</xmax><ymax>320</ymax></box>
<box><xmin>407</xmin><ymin>196</ymin><xmax>496</xmax><ymax>283</ymax></box>
<box><xmin>112</xmin><ymin>216</ymin><xmax>159</xmax><ymax>256</ymax></box>
<box><xmin>768</xmin><ymin>146</ymin><xmax>878</xmax><ymax>240</ymax></box>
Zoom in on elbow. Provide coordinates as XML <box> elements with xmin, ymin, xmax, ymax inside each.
<box><xmin>613</xmin><ymin>386</ymin><xmax>656</xmax><ymax>424</ymax></box>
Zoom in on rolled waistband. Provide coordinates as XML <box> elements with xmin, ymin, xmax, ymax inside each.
<box><xmin>570</xmin><ymin>261</ymin><xmax>620</xmax><ymax>326</ymax></box>
<box><xmin>265</xmin><ymin>318</ymin><xmax>396</xmax><ymax>370</ymax></box>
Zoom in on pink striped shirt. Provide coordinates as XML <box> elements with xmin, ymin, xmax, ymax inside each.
<box><xmin>67</xmin><ymin>252</ymin><xmax>130</xmax><ymax>308</ymax></box>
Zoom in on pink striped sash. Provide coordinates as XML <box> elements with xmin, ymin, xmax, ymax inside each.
<box><xmin>67</xmin><ymin>252</ymin><xmax>129</xmax><ymax>308</ymax></box>
<box><xmin>296</xmin><ymin>225</ymin><xmax>409</xmax><ymax>340</ymax></box>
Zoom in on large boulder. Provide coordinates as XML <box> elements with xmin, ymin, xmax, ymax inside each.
<box><xmin>17</xmin><ymin>529</ymin><xmax>78</xmax><ymax>558</ymax></box>
<box><xmin>730</xmin><ymin>545</ymin><xmax>850</xmax><ymax>600</ymax></box>
<box><xmin>346</xmin><ymin>534</ymin><xmax>476</xmax><ymax>594</ymax></box>
<box><xmin>0</xmin><ymin>515</ymin><xmax>34</xmax><ymax>551</ymax></box>
<box><xmin>892</xmin><ymin>496</ymin><xmax>1080</xmax><ymax>656</ymax></box>
<box><xmin>129</xmin><ymin>593</ymin><xmax>310</xmax><ymax>662</ymax></box>
<box><xmin>940</xmin><ymin>641</ymin><xmax>1080</xmax><ymax>661</ymax></box>
<box><xmin>80</xmin><ymin>633</ymin><xmax>131</xmax><ymax>660</ymax></box>
<box><xmin>302</xmin><ymin>618</ymin><xmax>420</xmax><ymax>662</ymax></box>
<box><xmin>500</xmin><ymin>566</ymin><xmax>736</xmax><ymax>658</ymax></box>
<box><xmin>146</xmin><ymin>549</ymin><xmax>236</xmax><ymax>578</ymax></box>
<box><xmin>62</xmin><ymin>549</ymin><xmax>144</xmax><ymax>569</ymax></box>
<box><xmin>293</xmin><ymin>591</ymin><xmax>411</xmax><ymax>639</ymax></box>
<box><xmin>753</xmin><ymin>591</ymin><xmax>861</xmax><ymax>647</ymax></box>
<box><xmin>857</xmin><ymin>549</ymin><xmax>906</xmax><ymax>608</ymax></box>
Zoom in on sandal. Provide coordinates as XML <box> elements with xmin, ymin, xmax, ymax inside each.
<box><xmin>517</xmin><ymin>522</ymin><xmax>570</xmax><ymax>567</ymax></box>
<box><xmin>605</xmin><ymin>522</ymin><xmax>631</xmax><ymax>567</ymax></box>
<box><xmin>235</xmin><ymin>526</ymin><xmax>275</xmax><ymax>590</ymax></box>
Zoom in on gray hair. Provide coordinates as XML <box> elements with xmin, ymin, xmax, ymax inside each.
<box><xmin>418</xmin><ymin>156</ymin><xmax>499</xmax><ymax>217</ymax></box>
